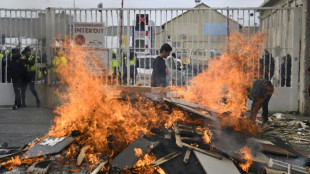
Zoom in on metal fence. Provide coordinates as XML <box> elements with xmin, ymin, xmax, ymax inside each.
<box><xmin>0</xmin><ymin>6</ymin><xmax>296</xmax><ymax>87</ymax></box>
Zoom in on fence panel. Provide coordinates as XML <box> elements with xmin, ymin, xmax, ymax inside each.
<box><xmin>0</xmin><ymin>7</ymin><xmax>296</xmax><ymax>90</ymax></box>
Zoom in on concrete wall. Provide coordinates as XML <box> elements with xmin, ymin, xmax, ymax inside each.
<box><xmin>0</xmin><ymin>83</ymin><xmax>48</xmax><ymax>107</ymax></box>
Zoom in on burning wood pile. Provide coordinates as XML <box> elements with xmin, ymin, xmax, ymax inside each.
<box><xmin>0</xmin><ymin>32</ymin><xmax>309</xmax><ymax>173</ymax></box>
<box><xmin>0</xmin><ymin>96</ymin><xmax>309</xmax><ymax>174</ymax></box>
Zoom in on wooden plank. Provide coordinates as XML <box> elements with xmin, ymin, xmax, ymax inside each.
<box><xmin>170</xmin><ymin>98</ymin><xmax>216</xmax><ymax>113</ymax></box>
<box><xmin>252</xmin><ymin>152</ymin><xmax>270</xmax><ymax>164</ymax></box>
<box><xmin>164</xmin><ymin>98</ymin><xmax>215</xmax><ymax>121</ymax></box>
<box><xmin>91</xmin><ymin>161</ymin><xmax>108</xmax><ymax>174</ymax></box>
<box><xmin>151</xmin><ymin>151</ymin><xmax>182</xmax><ymax>167</ymax></box>
<box><xmin>261</xmin><ymin>144</ymin><xmax>297</xmax><ymax>157</ymax></box>
<box><xmin>273</xmin><ymin>137</ymin><xmax>304</xmax><ymax>158</ymax></box>
<box><xmin>173</xmin><ymin>123</ymin><xmax>183</xmax><ymax>147</ymax></box>
<box><xmin>291</xmin><ymin>145</ymin><xmax>310</xmax><ymax>159</ymax></box>
<box><xmin>182</xmin><ymin>143</ymin><xmax>222</xmax><ymax>160</ymax></box>
<box><xmin>291</xmin><ymin>137</ymin><xmax>310</xmax><ymax>143</ymax></box>
<box><xmin>264</xmin><ymin>168</ymin><xmax>288</xmax><ymax>174</ymax></box>
<box><xmin>111</xmin><ymin>135</ymin><xmax>159</xmax><ymax>169</ymax></box>
<box><xmin>194</xmin><ymin>150</ymin><xmax>240</xmax><ymax>174</ymax></box>
<box><xmin>183</xmin><ymin>149</ymin><xmax>191</xmax><ymax>164</ymax></box>
<box><xmin>76</xmin><ymin>145</ymin><xmax>90</xmax><ymax>166</ymax></box>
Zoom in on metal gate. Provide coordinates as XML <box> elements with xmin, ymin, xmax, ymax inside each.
<box><xmin>0</xmin><ymin>5</ymin><xmax>301</xmax><ymax>111</ymax></box>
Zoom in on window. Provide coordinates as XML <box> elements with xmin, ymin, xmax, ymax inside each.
<box><xmin>135</xmin><ymin>40</ymin><xmax>145</xmax><ymax>48</ymax></box>
<box><xmin>135</xmin><ymin>40</ymin><xmax>145</xmax><ymax>52</ymax></box>
<box><xmin>139</xmin><ymin>57</ymin><xmax>155</xmax><ymax>69</ymax></box>
<box><xmin>176</xmin><ymin>52</ymin><xmax>188</xmax><ymax>58</ymax></box>
<box><xmin>172</xmin><ymin>42</ymin><xmax>180</xmax><ymax>47</ymax></box>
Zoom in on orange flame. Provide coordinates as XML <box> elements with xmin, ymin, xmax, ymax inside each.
<box><xmin>131</xmin><ymin>153</ymin><xmax>165</xmax><ymax>174</ymax></box>
<box><xmin>202</xmin><ymin>128</ymin><xmax>212</xmax><ymax>144</ymax></box>
<box><xmin>177</xmin><ymin>32</ymin><xmax>265</xmax><ymax>133</ymax></box>
<box><xmin>46</xmin><ymin>40</ymin><xmax>187</xmax><ymax>166</ymax></box>
<box><xmin>134</xmin><ymin>148</ymin><xmax>143</xmax><ymax>157</ymax></box>
<box><xmin>0</xmin><ymin>156</ymin><xmax>44</xmax><ymax>170</ymax></box>
<box><xmin>237</xmin><ymin>146</ymin><xmax>253</xmax><ymax>172</ymax></box>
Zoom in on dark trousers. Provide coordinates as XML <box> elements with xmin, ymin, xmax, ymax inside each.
<box><xmin>250</xmin><ymin>94</ymin><xmax>272</xmax><ymax>123</ymax></box>
<box><xmin>21</xmin><ymin>72</ymin><xmax>39</xmax><ymax>105</ymax></box>
<box><xmin>2</xmin><ymin>64</ymin><xmax>6</xmax><ymax>83</ymax></box>
<box><xmin>13</xmin><ymin>80</ymin><xmax>22</xmax><ymax>107</ymax></box>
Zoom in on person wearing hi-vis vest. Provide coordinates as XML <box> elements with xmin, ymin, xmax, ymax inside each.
<box><xmin>20</xmin><ymin>46</ymin><xmax>40</xmax><ymax>107</ymax></box>
<box><xmin>52</xmin><ymin>48</ymin><xmax>67</xmax><ymax>82</ymax></box>
<box><xmin>123</xmin><ymin>51</ymin><xmax>138</xmax><ymax>85</ymax></box>
<box><xmin>111</xmin><ymin>51</ymin><xmax>120</xmax><ymax>78</ymax></box>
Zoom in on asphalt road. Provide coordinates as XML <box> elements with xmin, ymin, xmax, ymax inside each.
<box><xmin>0</xmin><ymin>107</ymin><xmax>54</xmax><ymax>147</ymax></box>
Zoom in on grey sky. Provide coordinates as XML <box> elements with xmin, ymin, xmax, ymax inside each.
<box><xmin>1</xmin><ymin>0</ymin><xmax>265</xmax><ymax>9</ymax></box>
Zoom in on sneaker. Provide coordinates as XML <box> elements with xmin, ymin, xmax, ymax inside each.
<box><xmin>36</xmin><ymin>100</ymin><xmax>41</xmax><ymax>108</ymax></box>
<box><xmin>12</xmin><ymin>105</ymin><xmax>18</xmax><ymax>110</ymax></box>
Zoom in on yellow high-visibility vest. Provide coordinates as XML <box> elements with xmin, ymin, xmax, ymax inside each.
<box><xmin>112</xmin><ymin>59</ymin><xmax>120</xmax><ymax>76</ymax></box>
<box><xmin>26</xmin><ymin>55</ymin><xmax>36</xmax><ymax>71</ymax></box>
<box><xmin>52</xmin><ymin>56</ymin><xmax>67</xmax><ymax>72</ymax></box>
<box><xmin>130</xmin><ymin>57</ymin><xmax>137</xmax><ymax>66</ymax></box>
<box><xmin>0</xmin><ymin>54</ymin><xmax>3</xmax><ymax>61</ymax></box>
<box><xmin>5</xmin><ymin>50</ymin><xmax>10</xmax><ymax>55</ymax></box>
<box><xmin>125</xmin><ymin>57</ymin><xmax>137</xmax><ymax>66</ymax></box>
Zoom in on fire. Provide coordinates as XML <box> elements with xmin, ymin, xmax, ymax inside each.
<box><xmin>202</xmin><ymin>128</ymin><xmax>212</xmax><ymax>144</ymax></box>
<box><xmin>1</xmin><ymin>38</ymin><xmax>189</xmax><ymax>170</ymax></box>
<box><xmin>237</xmin><ymin>146</ymin><xmax>253</xmax><ymax>172</ymax></box>
<box><xmin>45</xmin><ymin>40</ymin><xmax>187</xmax><ymax>166</ymax></box>
<box><xmin>134</xmin><ymin>148</ymin><xmax>143</xmax><ymax>157</ymax></box>
<box><xmin>177</xmin><ymin>32</ymin><xmax>265</xmax><ymax>133</ymax></box>
<box><xmin>131</xmin><ymin>153</ymin><xmax>165</xmax><ymax>174</ymax></box>
<box><xmin>0</xmin><ymin>156</ymin><xmax>44</xmax><ymax>170</ymax></box>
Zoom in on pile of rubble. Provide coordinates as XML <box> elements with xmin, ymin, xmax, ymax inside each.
<box><xmin>0</xmin><ymin>97</ymin><xmax>309</xmax><ymax>174</ymax></box>
<box><xmin>262</xmin><ymin>113</ymin><xmax>310</xmax><ymax>145</ymax></box>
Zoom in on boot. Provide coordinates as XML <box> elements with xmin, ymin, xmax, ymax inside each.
<box><xmin>12</xmin><ymin>104</ymin><xmax>18</xmax><ymax>110</ymax></box>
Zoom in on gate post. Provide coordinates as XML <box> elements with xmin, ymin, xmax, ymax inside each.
<box><xmin>299</xmin><ymin>0</ymin><xmax>310</xmax><ymax>115</ymax></box>
<box><xmin>45</xmin><ymin>8</ymin><xmax>56</xmax><ymax>107</ymax></box>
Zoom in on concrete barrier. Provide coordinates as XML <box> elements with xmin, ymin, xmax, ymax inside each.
<box><xmin>0</xmin><ymin>83</ymin><xmax>48</xmax><ymax>107</ymax></box>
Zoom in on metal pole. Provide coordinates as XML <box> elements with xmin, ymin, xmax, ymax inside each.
<box><xmin>299</xmin><ymin>0</ymin><xmax>310</xmax><ymax>115</ymax></box>
<box><xmin>126</xmin><ymin>10</ymin><xmax>130</xmax><ymax>85</ymax></box>
<box><xmin>119</xmin><ymin>0</ymin><xmax>123</xmax><ymax>49</ymax></box>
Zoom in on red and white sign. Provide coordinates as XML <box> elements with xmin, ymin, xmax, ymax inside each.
<box><xmin>74</xmin><ymin>23</ymin><xmax>105</xmax><ymax>48</ymax></box>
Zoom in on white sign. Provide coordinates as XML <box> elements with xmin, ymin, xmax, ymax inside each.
<box><xmin>39</xmin><ymin>137</ymin><xmax>65</xmax><ymax>147</ymax></box>
<box><xmin>74</xmin><ymin>23</ymin><xmax>105</xmax><ymax>48</ymax></box>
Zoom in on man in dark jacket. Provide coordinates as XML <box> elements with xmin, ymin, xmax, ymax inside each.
<box><xmin>9</xmin><ymin>48</ymin><xmax>27</xmax><ymax>110</ymax></box>
<box><xmin>151</xmin><ymin>43</ymin><xmax>172</xmax><ymax>87</ymax></box>
<box><xmin>21</xmin><ymin>46</ymin><xmax>40</xmax><ymax>107</ymax></box>
<box><xmin>249</xmin><ymin>79</ymin><xmax>274</xmax><ymax>126</ymax></box>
